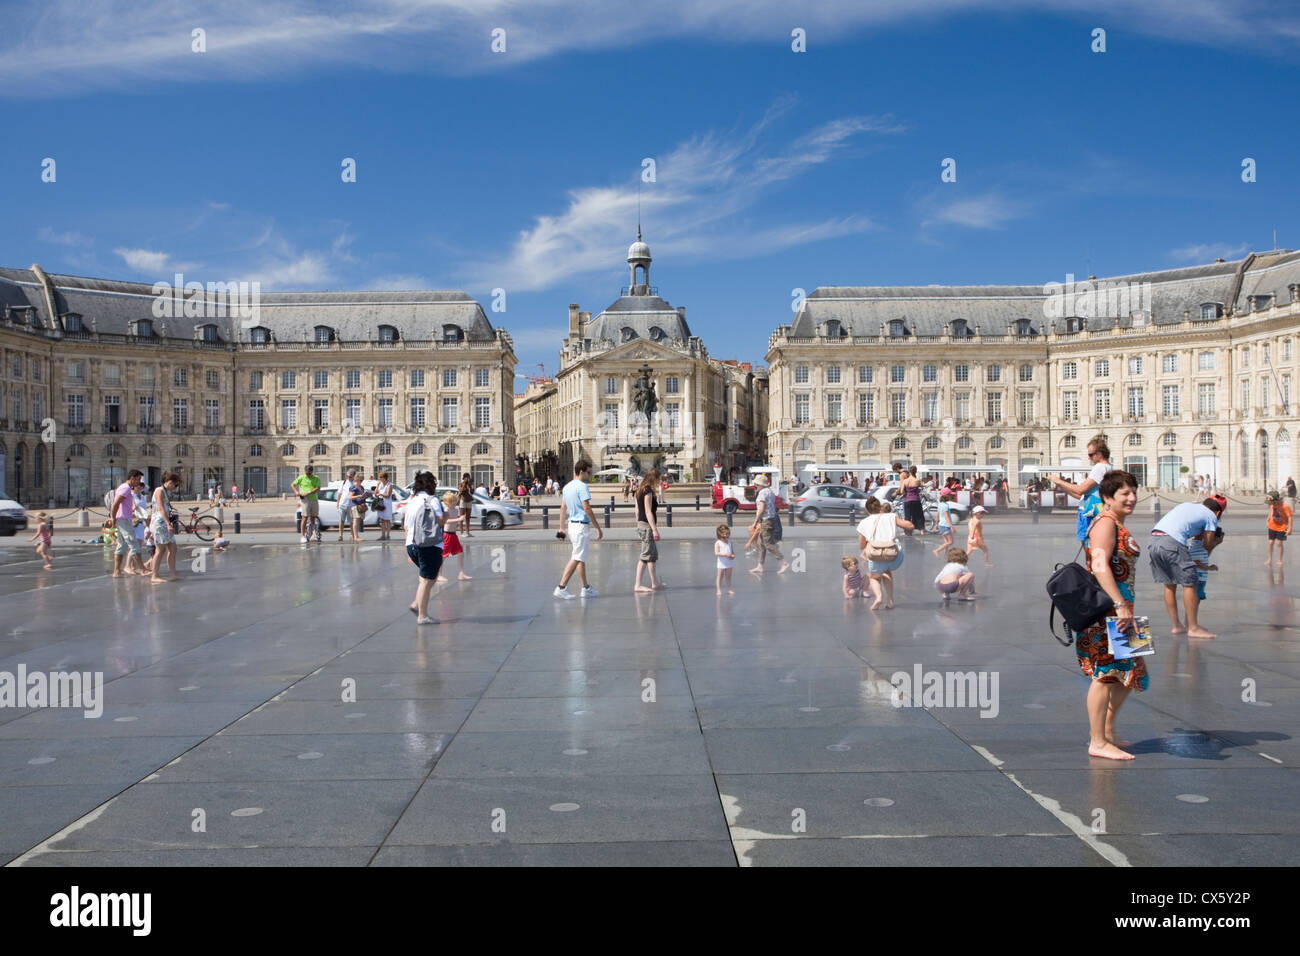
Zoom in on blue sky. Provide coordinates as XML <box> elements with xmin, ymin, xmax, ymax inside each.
<box><xmin>3</xmin><ymin>1</ymin><xmax>1298</xmax><ymax>381</ymax></box>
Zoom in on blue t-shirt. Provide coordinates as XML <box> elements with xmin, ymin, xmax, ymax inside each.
<box><xmin>562</xmin><ymin>478</ymin><xmax>591</xmax><ymax>522</ymax></box>
<box><xmin>1152</xmin><ymin>502</ymin><xmax>1218</xmax><ymax>546</ymax></box>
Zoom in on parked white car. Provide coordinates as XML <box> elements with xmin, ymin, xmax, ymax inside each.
<box><xmin>295</xmin><ymin>480</ymin><xmax>410</xmax><ymax>530</ymax></box>
<box><xmin>0</xmin><ymin>496</ymin><xmax>27</xmax><ymax>536</ymax></box>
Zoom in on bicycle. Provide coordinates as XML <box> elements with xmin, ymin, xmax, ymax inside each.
<box><xmin>171</xmin><ymin>506</ymin><xmax>222</xmax><ymax>542</ymax></box>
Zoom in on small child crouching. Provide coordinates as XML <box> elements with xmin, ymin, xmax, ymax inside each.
<box><xmin>842</xmin><ymin>555</ymin><xmax>866</xmax><ymax>598</ymax></box>
<box><xmin>934</xmin><ymin>547</ymin><xmax>975</xmax><ymax>601</ymax></box>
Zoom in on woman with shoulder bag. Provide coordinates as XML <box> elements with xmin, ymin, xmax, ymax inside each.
<box><xmin>1076</xmin><ymin>469</ymin><xmax>1145</xmax><ymax>761</ymax></box>
<box><xmin>856</xmin><ymin>497</ymin><xmax>915</xmax><ymax>610</ymax></box>
<box><xmin>374</xmin><ymin>470</ymin><xmax>394</xmax><ymax>541</ymax></box>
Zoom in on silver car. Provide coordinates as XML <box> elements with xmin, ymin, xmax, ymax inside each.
<box><xmin>791</xmin><ymin>483</ymin><xmax>871</xmax><ymax>522</ymax></box>
<box><xmin>432</xmin><ymin>487</ymin><xmax>524</xmax><ymax>530</ymax></box>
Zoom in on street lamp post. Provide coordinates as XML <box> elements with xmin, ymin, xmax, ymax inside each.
<box><xmin>64</xmin><ymin>456</ymin><xmax>71</xmax><ymax>507</ymax></box>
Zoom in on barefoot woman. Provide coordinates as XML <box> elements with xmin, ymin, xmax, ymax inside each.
<box><xmin>1078</xmin><ymin>469</ymin><xmax>1146</xmax><ymax>760</ymax></box>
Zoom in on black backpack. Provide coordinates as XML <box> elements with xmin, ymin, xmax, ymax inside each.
<box><xmin>1045</xmin><ymin>542</ymin><xmax>1115</xmax><ymax>646</ymax></box>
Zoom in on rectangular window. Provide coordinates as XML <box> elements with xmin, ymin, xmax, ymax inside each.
<box><xmin>138</xmin><ymin>396</ymin><xmax>155</xmax><ymax>428</ymax></box>
<box><xmin>313</xmin><ymin>370</ymin><xmax>328</xmax><ymax>390</ymax></box>
<box><xmin>409</xmin><ymin>397</ymin><xmax>426</xmax><ymax>427</ymax></box>
<box><xmin>475</xmin><ymin>368</ymin><xmax>490</xmax><ymax>388</ymax></box>
<box><xmin>205</xmin><ymin>399</ymin><xmax>220</xmax><ymax>428</ymax></box>
<box><xmin>826</xmin><ymin>393</ymin><xmax>842</xmax><ymax>423</ymax></box>
<box><xmin>444</xmin><ymin>368</ymin><xmax>458</xmax><ymax>389</ymax></box>
<box><xmin>795</xmin><ymin>366</ymin><xmax>809</xmax><ymax>384</ymax></box>
<box><xmin>313</xmin><ymin>399</ymin><xmax>328</xmax><ymax>430</ymax></box>
<box><xmin>1127</xmin><ymin>386</ymin><xmax>1144</xmax><ymax>418</ymax></box>
<box><xmin>1128</xmin><ymin>357</ymin><xmax>1142</xmax><ymax>376</ymax></box>
<box><xmin>281</xmin><ymin>371</ymin><xmax>296</xmax><ymax>389</ymax></box>
<box><xmin>1283</xmin><ymin>375</ymin><xmax>1291</xmax><ymax>408</ymax></box>
<box><xmin>103</xmin><ymin>363</ymin><xmax>121</xmax><ymax>386</ymax></box>
<box><xmin>32</xmin><ymin>393</ymin><xmax>41</xmax><ymax>424</ymax></box>
<box><xmin>1263</xmin><ymin>343</ymin><xmax>1271</xmax><ymax>364</ymax></box>
<box><xmin>955</xmin><ymin>392</ymin><xmax>970</xmax><ymax>421</ymax></box>
<box><xmin>1162</xmin><ymin>384</ymin><xmax>1180</xmax><ymax>418</ymax></box>
<box><xmin>1198</xmin><ymin>352</ymin><xmax>1215</xmax><ymax>371</ymax></box>
<box><xmin>249</xmin><ymin>371</ymin><xmax>262</xmax><ymax>389</ymax></box>
<box><xmin>475</xmin><ymin>396</ymin><xmax>491</xmax><ymax>428</ymax></box>
<box><xmin>604</xmin><ymin>403</ymin><xmax>619</xmax><ymax>429</ymax></box>
<box><xmin>248</xmin><ymin>400</ymin><xmax>265</xmax><ymax>429</ymax></box>
<box><xmin>794</xmin><ymin>394</ymin><xmax>809</xmax><ymax>424</ymax></box>
<box><xmin>1018</xmin><ymin>392</ymin><xmax>1035</xmax><ymax>422</ymax></box>
<box><xmin>890</xmin><ymin>391</ymin><xmax>907</xmax><ymax>424</ymax></box>
<box><xmin>11</xmin><ymin>355</ymin><xmax>21</xmax><ymax>378</ymax></box>
<box><xmin>954</xmin><ymin>364</ymin><xmax>969</xmax><ymax>383</ymax></box>
<box><xmin>32</xmin><ymin>359</ymin><xmax>41</xmax><ymax>382</ymax></box>
<box><xmin>137</xmin><ymin>365</ymin><xmax>154</xmax><ymax>387</ymax></box>
<box><xmin>1284</xmin><ymin>340</ymin><xmax>1292</xmax><ymax>361</ymax></box>
<box><xmin>173</xmin><ymin>398</ymin><xmax>188</xmax><ymax>429</ymax></box>
<box><xmin>1162</xmin><ymin>354</ymin><xmax>1177</xmax><ymax>374</ymax></box>
<box><xmin>1095</xmin><ymin>359</ymin><xmax>1110</xmax><ymax>377</ymax></box>
<box><xmin>280</xmin><ymin>399</ymin><xmax>297</xmax><ymax>429</ymax></box>
<box><xmin>1018</xmin><ymin>364</ymin><xmax>1033</xmax><ymax>382</ymax></box>
<box><xmin>1063</xmin><ymin>391</ymin><xmax>1078</xmax><ymax>422</ymax></box>
<box><xmin>858</xmin><ymin>365</ymin><xmax>873</xmax><ymax>384</ymax></box>
<box><xmin>1094</xmin><ymin>388</ymin><xmax>1111</xmax><ymax>421</ymax></box>
<box><xmin>345</xmin><ymin>398</ymin><xmax>361</xmax><ymax>428</ymax></box>
<box><xmin>442</xmin><ymin>397</ymin><xmax>458</xmax><ymax>428</ymax></box>
<box><xmin>891</xmin><ymin>365</ymin><xmax>905</xmax><ymax>383</ymax></box>
<box><xmin>666</xmin><ymin>403</ymin><xmax>680</xmax><ymax>430</ymax></box>
<box><xmin>174</xmin><ymin>367</ymin><xmax>188</xmax><ymax>387</ymax></box>
<box><xmin>1240</xmin><ymin>379</ymin><xmax>1249</xmax><ymax>412</ymax></box>
<box><xmin>1198</xmin><ymin>383</ymin><xmax>1216</xmax><ymax>416</ymax></box>
<box><xmin>666</xmin><ymin>376</ymin><xmax>680</xmax><ymax>393</ymax></box>
<box><xmin>1261</xmin><ymin>375</ymin><xmax>1269</xmax><ymax>408</ymax></box>
<box><xmin>923</xmin><ymin>364</ymin><xmax>937</xmax><ymax>383</ymax></box>
<box><xmin>378</xmin><ymin>397</ymin><xmax>393</xmax><ymax>427</ymax></box>
<box><xmin>923</xmin><ymin>391</ymin><xmax>939</xmax><ymax>421</ymax></box>
<box><xmin>825</xmin><ymin>366</ymin><xmax>841</xmax><ymax>384</ymax></box>
<box><xmin>985</xmin><ymin>392</ymin><xmax>1003</xmax><ymax>423</ymax></box>
<box><xmin>1241</xmin><ymin>348</ymin><xmax>1250</xmax><ymax>370</ymax></box>
<box><xmin>346</xmin><ymin>369</ymin><xmax>361</xmax><ymax>389</ymax></box>
<box><xmin>605</xmin><ymin>376</ymin><xmax>616</xmax><ymax>395</ymax></box>
<box><xmin>67</xmin><ymin>361</ymin><xmax>85</xmax><ymax>382</ymax></box>
<box><xmin>378</xmin><ymin>370</ymin><xmax>393</xmax><ymax>389</ymax></box>
<box><xmin>1062</xmin><ymin>361</ymin><xmax>1077</xmax><ymax>381</ymax></box>
<box><xmin>410</xmin><ymin>369</ymin><xmax>424</xmax><ymax>388</ymax></box>
<box><xmin>987</xmin><ymin>364</ymin><xmax>1001</xmax><ymax>382</ymax></box>
<box><xmin>857</xmin><ymin>392</ymin><xmax>873</xmax><ymax>424</ymax></box>
<box><xmin>206</xmin><ymin>369</ymin><xmax>219</xmax><ymax>389</ymax></box>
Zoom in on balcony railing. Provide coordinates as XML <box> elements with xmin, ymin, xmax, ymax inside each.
<box><xmin>1195</xmin><ymin>411</ymin><xmax>1218</xmax><ymax>421</ymax></box>
<box><xmin>244</xmin><ymin>426</ymin><xmax>267</xmax><ymax>435</ymax></box>
<box><xmin>204</xmin><ymin>425</ymin><xmax>223</xmax><ymax>434</ymax></box>
<box><xmin>172</xmin><ymin>424</ymin><xmax>192</xmax><ymax>434</ymax></box>
<box><xmin>65</xmin><ymin>422</ymin><xmax>89</xmax><ymax>434</ymax></box>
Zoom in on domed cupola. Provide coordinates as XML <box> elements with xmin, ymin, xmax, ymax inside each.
<box><xmin>627</xmin><ymin>227</ymin><xmax>652</xmax><ymax>295</ymax></box>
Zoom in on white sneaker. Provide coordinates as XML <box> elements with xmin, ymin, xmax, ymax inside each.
<box><xmin>300</xmin><ymin>535</ymin><xmax>308</xmax><ymax>544</ymax></box>
<box><xmin>580</xmin><ymin>586</ymin><xmax>599</xmax><ymax>599</ymax></box>
<box><xmin>553</xmin><ymin>586</ymin><xmax>574</xmax><ymax>600</ymax></box>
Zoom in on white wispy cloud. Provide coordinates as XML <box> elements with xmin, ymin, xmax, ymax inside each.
<box><xmin>369</xmin><ymin>274</ymin><xmax>432</xmax><ymax>290</ymax></box>
<box><xmin>114</xmin><ymin>247</ymin><xmax>172</xmax><ymax>272</ymax></box>
<box><xmin>464</xmin><ymin>111</ymin><xmax>894</xmax><ymax>291</ymax></box>
<box><xmin>1</xmin><ymin>1</ymin><xmax>1293</xmax><ymax>98</ymax></box>
<box><xmin>1167</xmin><ymin>242</ymin><xmax>1251</xmax><ymax>263</ymax></box>
<box><xmin>38</xmin><ymin>226</ymin><xmax>88</xmax><ymax>246</ymax></box>
<box><xmin>919</xmin><ymin>192</ymin><xmax>1027</xmax><ymax>230</ymax></box>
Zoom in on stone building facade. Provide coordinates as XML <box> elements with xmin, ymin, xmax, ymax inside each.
<box><xmin>766</xmin><ymin>251</ymin><xmax>1300</xmax><ymax>491</ymax></box>
<box><xmin>0</xmin><ymin>265</ymin><xmax>515</xmax><ymax>505</ymax></box>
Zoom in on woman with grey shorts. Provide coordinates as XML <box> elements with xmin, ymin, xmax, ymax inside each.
<box><xmin>634</xmin><ymin>468</ymin><xmax>664</xmax><ymax>593</ymax></box>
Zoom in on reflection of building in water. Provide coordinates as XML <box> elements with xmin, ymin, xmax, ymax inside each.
<box><xmin>766</xmin><ymin>250</ymin><xmax>1300</xmax><ymax>490</ymax></box>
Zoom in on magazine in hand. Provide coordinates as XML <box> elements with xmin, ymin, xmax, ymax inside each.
<box><xmin>1105</xmin><ymin>615</ymin><xmax>1154</xmax><ymax>659</ymax></box>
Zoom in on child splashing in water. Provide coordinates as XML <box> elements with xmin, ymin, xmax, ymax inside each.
<box><xmin>28</xmin><ymin>512</ymin><xmax>53</xmax><ymax>569</ymax></box>
<box><xmin>967</xmin><ymin>505</ymin><xmax>992</xmax><ymax>566</ymax></box>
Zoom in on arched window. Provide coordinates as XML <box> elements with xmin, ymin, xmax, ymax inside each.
<box><xmin>924</xmin><ymin>436</ymin><xmax>940</xmax><ymax>450</ymax></box>
<box><xmin>957</xmin><ymin>436</ymin><xmax>973</xmax><ymax>450</ymax></box>
<box><xmin>249</xmin><ymin>444</ymin><xmax>264</xmax><ymax>457</ymax></box>
<box><xmin>649</xmin><ymin>326</ymin><xmax>665</xmax><ymax>341</ymax></box>
<box><xmin>250</xmin><ymin>326</ymin><xmax>271</xmax><ymax>344</ymax></box>
<box><xmin>1063</xmin><ymin>435</ymin><xmax>1078</xmax><ymax>449</ymax></box>
<box><xmin>140</xmin><ymin>442</ymin><xmax>159</xmax><ymax>457</ymax></box>
<box><xmin>1197</xmin><ymin>432</ymin><xmax>1214</xmax><ymax>446</ymax></box>
<box><xmin>311</xmin><ymin>443</ymin><xmax>328</xmax><ymax>456</ymax></box>
<box><xmin>281</xmin><ymin>443</ymin><xmax>296</xmax><ymax>456</ymax></box>
<box><xmin>408</xmin><ymin>442</ymin><xmax>426</xmax><ymax>456</ymax></box>
<box><xmin>1128</xmin><ymin>433</ymin><xmax>1142</xmax><ymax>446</ymax></box>
<box><xmin>473</xmin><ymin>442</ymin><xmax>490</xmax><ymax>455</ymax></box>
<box><xmin>1021</xmin><ymin>436</ymin><xmax>1036</xmax><ymax>449</ymax></box>
<box><xmin>827</xmin><ymin>438</ymin><xmax>844</xmax><ymax>452</ymax></box>
<box><xmin>68</xmin><ymin>443</ymin><xmax>87</xmax><ymax>457</ymax></box>
<box><xmin>344</xmin><ymin>442</ymin><xmax>360</xmax><ymax>456</ymax></box>
<box><xmin>376</xmin><ymin>442</ymin><xmax>393</xmax><ymax>456</ymax></box>
<box><xmin>377</xmin><ymin>325</ymin><xmax>398</xmax><ymax>343</ymax></box>
<box><xmin>105</xmin><ymin>443</ymin><xmax>124</xmax><ymax>458</ymax></box>
<box><xmin>621</xmin><ymin>327</ymin><xmax>638</xmax><ymax>342</ymax></box>
<box><xmin>441</xmin><ymin>443</ymin><xmax>457</xmax><ymax>456</ymax></box>
<box><xmin>892</xmin><ymin>436</ymin><xmax>908</xmax><ymax>450</ymax></box>
<box><xmin>205</xmin><ymin>443</ymin><xmax>221</xmax><ymax>457</ymax></box>
<box><xmin>859</xmin><ymin>437</ymin><xmax>876</xmax><ymax>452</ymax></box>
<box><xmin>989</xmin><ymin>437</ymin><xmax>1004</xmax><ymax>450</ymax></box>
<box><xmin>314</xmin><ymin>326</ymin><xmax>334</xmax><ymax>343</ymax></box>
<box><xmin>1162</xmin><ymin>432</ymin><xmax>1178</xmax><ymax>447</ymax></box>
<box><xmin>175</xmin><ymin>443</ymin><xmax>192</xmax><ymax>458</ymax></box>
<box><xmin>794</xmin><ymin>438</ymin><xmax>812</xmax><ymax>453</ymax></box>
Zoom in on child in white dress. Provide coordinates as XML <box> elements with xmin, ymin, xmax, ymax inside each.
<box><xmin>715</xmin><ymin>524</ymin><xmax>735</xmax><ymax>595</ymax></box>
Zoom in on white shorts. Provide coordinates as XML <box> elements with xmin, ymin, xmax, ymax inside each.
<box><xmin>568</xmin><ymin>521</ymin><xmax>591</xmax><ymax>563</ymax></box>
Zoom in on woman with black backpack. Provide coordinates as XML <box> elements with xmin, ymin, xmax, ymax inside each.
<box><xmin>1077</xmin><ymin>469</ymin><xmax>1146</xmax><ymax>761</ymax></box>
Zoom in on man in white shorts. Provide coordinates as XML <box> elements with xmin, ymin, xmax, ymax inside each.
<box><xmin>554</xmin><ymin>458</ymin><xmax>603</xmax><ymax>599</ymax></box>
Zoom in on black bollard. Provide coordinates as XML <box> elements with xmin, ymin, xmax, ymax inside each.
<box><xmin>665</xmin><ymin>503</ymin><xmax>673</xmax><ymax>528</ymax></box>
<box><xmin>603</xmin><ymin>505</ymin><xmax>611</xmax><ymax>529</ymax></box>
<box><xmin>234</xmin><ymin>512</ymin><xmax>241</xmax><ymax>534</ymax></box>
<box><xmin>610</xmin><ymin>496</ymin><xmax>615</xmax><ymax>510</ymax></box>
<box><xmin>695</xmin><ymin>494</ymin><xmax>700</xmax><ymax>511</ymax></box>
<box><xmin>542</xmin><ymin>506</ymin><xmax>549</xmax><ymax>529</ymax></box>
<box><xmin>525</xmin><ymin>497</ymin><xmax>531</xmax><ymax>512</ymax></box>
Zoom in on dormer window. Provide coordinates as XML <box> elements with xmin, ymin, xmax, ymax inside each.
<box><xmin>63</xmin><ymin>313</ymin><xmax>83</xmax><ymax>333</ymax></box>
<box><xmin>621</xmin><ymin>326</ymin><xmax>638</xmax><ymax>342</ymax></box>
<box><xmin>1014</xmin><ymin>318</ymin><xmax>1035</xmax><ymax>336</ymax></box>
<box><xmin>134</xmin><ymin>319</ymin><xmax>153</xmax><ymax>337</ymax></box>
<box><xmin>250</xmin><ymin>326</ymin><xmax>271</xmax><ymax>344</ymax></box>
<box><xmin>888</xmin><ymin>319</ymin><xmax>907</xmax><ymax>338</ymax></box>
<box><xmin>378</xmin><ymin>324</ymin><xmax>398</xmax><ymax>342</ymax></box>
<box><xmin>442</xmin><ymin>324</ymin><xmax>464</xmax><ymax>342</ymax></box>
<box><xmin>649</xmin><ymin>326</ymin><xmax>665</xmax><ymax>341</ymax></box>
<box><xmin>825</xmin><ymin>320</ymin><xmax>844</xmax><ymax>338</ymax></box>
<box><xmin>1200</xmin><ymin>303</ymin><xmax>1223</xmax><ymax>319</ymax></box>
<box><xmin>950</xmin><ymin>319</ymin><xmax>969</xmax><ymax>337</ymax></box>
<box><xmin>1254</xmin><ymin>293</ymin><xmax>1274</xmax><ymax>311</ymax></box>
<box><xmin>314</xmin><ymin>325</ymin><xmax>334</xmax><ymax>343</ymax></box>
<box><xmin>200</xmin><ymin>324</ymin><xmax>219</xmax><ymax>342</ymax></box>
<box><xmin>1065</xmin><ymin>316</ymin><xmax>1086</xmax><ymax>332</ymax></box>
